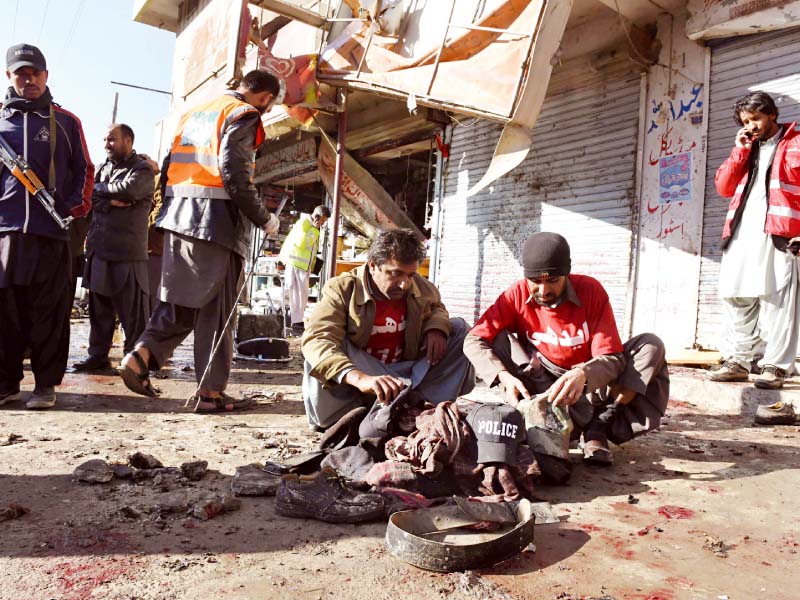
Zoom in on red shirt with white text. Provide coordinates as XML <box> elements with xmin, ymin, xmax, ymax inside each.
<box><xmin>470</xmin><ymin>275</ymin><xmax>623</xmax><ymax>368</ymax></box>
<box><xmin>365</xmin><ymin>297</ymin><xmax>407</xmax><ymax>364</ymax></box>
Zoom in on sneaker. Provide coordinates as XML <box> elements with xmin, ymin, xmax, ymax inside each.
<box><xmin>0</xmin><ymin>388</ymin><xmax>23</xmax><ymax>406</ymax></box>
<box><xmin>754</xmin><ymin>401</ymin><xmax>797</xmax><ymax>425</ymax></box>
<box><xmin>26</xmin><ymin>386</ymin><xmax>56</xmax><ymax>409</ymax></box>
<box><xmin>708</xmin><ymin>361</ymin><xmax>749</xmax><ymax>382</ymax></box>
<box><xmin>754</xmin><ymin>365</ymin><xmax>787</xmax><ymax>390</ymax></box>
<box><xmin>72</xmin><ymin>355</ymin><xmax>112</xmax><ymax>372</ymax></box>
<box><xmin>275</xmin><ymin>467</ymin><xmax>384</xmax><ymax>523</ymax></box>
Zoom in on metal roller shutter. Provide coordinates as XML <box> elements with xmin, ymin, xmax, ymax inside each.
<box><xmin>697</xmin><ymin>27</ymin><xmax>800</xmax><ymax>348</ymax></box>
<box><xmin>437</xmin><ymin>73</ymin><xmax>642</xmax><ymax>330</ymax></box>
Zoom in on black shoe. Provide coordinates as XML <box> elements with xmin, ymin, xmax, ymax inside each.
<box><xmin>275</xmin><ymin>467</ymin><xmax>384</xmax><ymax>523</ymax></box>
<box><xmin>0</xmin><ymin>388</ymin><xmax>23</xmax><ymax>406</ymax></box>
<box><xmin>72</xmin><ymin>356</ymin><xmax>112</xmax><ymax>372</ymax></box>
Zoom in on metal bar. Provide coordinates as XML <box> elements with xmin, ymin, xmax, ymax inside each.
<box><xmin>110</xmin><ymin>81</ymin><xmax>172</xmax><ymax>96</ymax></box>
<box><xmin>507</xmin><ymin>2</ymin><xmax>546</xmax><ymax>120</ymax></box>
<box><xmin>327</xmin><ymin>91</ymin><xmax>348</xmax><ymax>280</ymax></box>
<box><xmin>428</xmin><ymin>126</ymin><xmax>448</xmax><ymax>285</ymax></box>
<box><xmin>447</xmin><ymin>23</ymin><xmax>531</xmax><ymax>37</ymax></box>
<box><xmin>425</xmin><ymin>0</ymin><xmax>457</xmax><ymax>96</ymax></box>
<box><xmin>355</xmin><ymin>30</ymin><xmax>375</xmax><ymax>77</ymax></box>
<box><xmin>258</xmin><ymin>0</ymin><xmax>327</xmax><ymax>28</ymax></box>
<box><xmin>111</xmin><ymin>92</ymin><xmax>119</xmax><ymax>123</ymax></box>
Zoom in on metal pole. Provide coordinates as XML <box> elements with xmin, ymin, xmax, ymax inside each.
<box><xmin>111</xmin><ymin>92</ymin><xmax>119</xmax><ymax>123</ymax></box>
<box><xmin>326</xmin><ymin>91</ymin><xmax>347</xmax><ymax>280</ymax></box>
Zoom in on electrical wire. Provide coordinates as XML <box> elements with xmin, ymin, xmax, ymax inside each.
<box><xmin>37</xmin><ymin>0</ymin><xmax>52</xmax><ymax>44</ymax></box>
<box><xmin>612</xmin><ymin>0</ymin><xmax>702</xmax><ymax>86</ymax></box>
<box><xmin>60</xmin><ymin>0</ymin><xmax>87</xmax><ymax>63</ymax></box>
<box><xmin>11</xmin><ymin>0</ymin><xmax>20</xmax><ymax>40</ymax></box>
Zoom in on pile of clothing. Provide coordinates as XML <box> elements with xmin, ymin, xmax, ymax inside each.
<box><xmin>274</xmin><ymin>389</ymin><xmax>563</xmax><ymax>524</ymax></box>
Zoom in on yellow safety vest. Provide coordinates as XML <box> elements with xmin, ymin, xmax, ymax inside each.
<box><xmin>165</xmin><ymin>93</ymin><xmax>265</xmax><ymax>199</ymax></box>
<box><xmin>279</xmin><ymin>215</ymin><xmax>320</xmax><ymax>272</ymax></box>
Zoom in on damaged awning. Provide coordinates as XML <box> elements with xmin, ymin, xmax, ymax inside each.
<box><xmin>256</xmin><ymin>0</ymin><xmax>573</xmax><ymax>195</ymax></box>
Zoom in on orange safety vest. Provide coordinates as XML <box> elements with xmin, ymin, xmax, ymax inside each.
<box><xmin>165</xmin><ymin>93</ymin><xmax>265</xmax><ymax>200</ymax></box>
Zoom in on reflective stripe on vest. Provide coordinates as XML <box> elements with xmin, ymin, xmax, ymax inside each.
<box><xmin>770</xmin><ymin>179</ymin><xmax>800</xmax><ymax>195</ymax></box>
<box><xmin>165</xmin><ymin>184</ymin><xmax>230</xmax><ymax>200</ymax></box>
<box><xmin>767</xmin><ymin>204</ymin><xmax>800</xmax><ymax>220</ymax></box>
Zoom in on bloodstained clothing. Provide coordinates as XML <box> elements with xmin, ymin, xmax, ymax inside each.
<box><xmin>365</xmin><ymin>297</ymin><xmax>407</xmax><ymax>364</ymax></box>
<box><xmin>469</xmin><ymin>274</ymin><xmax>623</xmax><ymax>370</ymax></box>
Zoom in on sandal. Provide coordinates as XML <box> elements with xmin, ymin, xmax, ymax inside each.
<box><xmin>117</xmin><ymin>350</ymin><xmax>159</xmax><ymax>398</ymax></box>
<box><xmin>193</xmin><ymin>392</ymin><xmax>255</xmax><ymax>414</ymax></box>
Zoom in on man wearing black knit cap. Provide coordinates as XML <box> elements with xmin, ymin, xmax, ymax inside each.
<box><xmin>463</xmin><ymin>232</ymin><xmax>669</xmax><ymax>469</ymax></box>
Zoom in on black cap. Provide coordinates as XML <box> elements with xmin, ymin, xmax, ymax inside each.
<box><xmin>6</xmin><ymin>43</ymin><xmax>47</xmax><ymax>72</ymax></box>
<box><xmin>465</xmin><ymin>402</ymin><xmax>525</xmax><ymax>465</ymax></box>
<box><xmin>522</xmin><ymin>232</ymin><xmax>571</xmax><ymax>279</ymax></box>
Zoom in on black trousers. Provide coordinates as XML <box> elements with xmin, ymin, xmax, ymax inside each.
<box><xmin>490</xmin><ymin>330</ymin><xmax>669</xmax><ymax>445</ymax></box>
<box><xmin>88</xmin><ymin>284</ymin><xmax>150</xmax><ymax>357</ymax></box>
<box><xmin>0</xmin><ymin>239</ymin><xmax>72</xmax><ymax>392</ymax></box>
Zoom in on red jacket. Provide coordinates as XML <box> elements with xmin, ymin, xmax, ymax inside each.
<box><xmin>716</xmin><ymin>122</ymin><xmax>800</xmax><ymax>243</ymax></box>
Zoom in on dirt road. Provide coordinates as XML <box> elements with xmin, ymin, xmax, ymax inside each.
<box><xmin>0</xmin><ymin>320</ymin><xmax>797</xmax><ymax>599</ymax></box>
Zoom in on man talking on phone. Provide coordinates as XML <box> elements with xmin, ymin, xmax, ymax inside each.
<box><xmin>710</xmin><ymin>91</ymin><xmax>800</xmax><ymax>412</ymax></box>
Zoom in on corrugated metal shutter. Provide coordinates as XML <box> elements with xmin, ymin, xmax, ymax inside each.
<box><xmin>437</xmin><ymin>71</ymin><xmax>641</xmax><ymax>329</ymax></box>
<box><xmin>697</xmin><ymin>27</ymin><xmax>800</xmax><ymax>348</ymax></box>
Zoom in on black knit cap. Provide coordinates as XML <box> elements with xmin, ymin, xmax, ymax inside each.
<box><xmin>522</xmin><ymin>232</ymin><xmax>571</xmax><ymax>279</ymax></box>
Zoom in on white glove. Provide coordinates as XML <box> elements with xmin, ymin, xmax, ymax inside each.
<box><xmin>262</xmin><ymin>213</ymin><xmax>280</xmax><ymax>235</ymax></box>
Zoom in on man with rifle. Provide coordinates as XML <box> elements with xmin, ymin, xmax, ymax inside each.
<box><xmin>0</xmin><ymin>43</ymin><xmax>94</xmax><ymax>409</ymax></box>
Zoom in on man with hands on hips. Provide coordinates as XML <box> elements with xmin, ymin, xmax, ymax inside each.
<box><xmin>463</xmin><ymin>232</ymin><xmax>669</xmax><ymax>468</ymax></box>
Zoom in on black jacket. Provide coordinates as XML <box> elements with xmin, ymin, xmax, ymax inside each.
<box><xmin>156</xmin><ymin>92</ymin><xmax>271</xmax><ymax>259</ymax></box>
<box><xmin>86</xmin><ymin>151</ymin><xmax>155</xmax><ymax>261</ymax></box>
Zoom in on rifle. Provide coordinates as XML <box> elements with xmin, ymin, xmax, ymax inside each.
<box><xmin>0</xmin><ymin>132</ymin><xmax>72</xmax><ymax>230</ymax></box>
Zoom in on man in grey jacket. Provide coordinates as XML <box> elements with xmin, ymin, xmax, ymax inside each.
<box><xmin>118</xmin><ymin>70</ymin><xmax>280</xmax><ymax>413</ymax></box>
<box><xmin>73</xmin><ymin>124</ymin><xmax>155</xmax><ymax>371</ymax></box>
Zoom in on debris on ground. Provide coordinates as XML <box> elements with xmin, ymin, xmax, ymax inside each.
<box><xmin>180</xmin><ymin>460</ymin><xmax>208</xmax><ymax>481</ymax></box>
<box><xmin>704</xmin><ymin>534</ymin><xmax>731</xmax><ymax>558</ymax></box>
<box><xmin>129</xmin><ymin>451</ymin><xmax>164</xmax><ymax>469</ymax></box>
<box><xmin>110</xmin><ymin>463</ymin><xmax>134</xmax><ymax>479</ymax></box>
<box><xmin>451</xmin><ymin>571</ymin><xmax>515</xmax><ymax>600</ymax></box>
<box><xmin>1</xmin><ymin>433</ymin><xmax>26</xmax><ymax>446</ymax></box>
<box><xmin>231</xmin><ymin>463</ymin><xmax>282</xmax><ymax>496</ymax></box>
<box><xmin>0</xmin><ymin>504</ymin><xmax>29</xmax><ymax>522</ymax></box>
<box><xmin>73</xmin><ymin>459</ymin><xmax>114</xmax><ymax>483</ymax></box>
<box><xmin>191</xmin><ymin>494</ymin><xmax>241</xmax><ymax>520</ymax></box>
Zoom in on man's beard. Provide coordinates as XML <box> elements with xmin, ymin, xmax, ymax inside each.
<box><xmin>533</xmin><ymin>290</ymin><xmax>565</xmax><ymax>307</ymax></box>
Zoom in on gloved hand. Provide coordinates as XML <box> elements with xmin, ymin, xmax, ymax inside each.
<box><xmin>262</xmin><ymin>213</ymin><xmax>280</xmax><ymax>235</ymax></box>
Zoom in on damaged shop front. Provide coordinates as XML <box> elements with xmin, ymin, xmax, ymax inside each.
<box><xmin>133</xmin><ymin>0</ymin><xmax>800</xmax><ymax>352</ymax></box>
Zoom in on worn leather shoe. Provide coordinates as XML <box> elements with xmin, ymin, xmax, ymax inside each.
<box><xmin>582</xmin><ymin>437</ymin><xmax>614</xmax><ymax>465</ymax></box>
<box><xmin>27</xmin><ymin>386</ymin><xmax>56</xmax><ymax>409</ymax></box>
<box><xmin>275</xmin><ymin>467</ymin><xmax>384</xmax><ymax>523</ymax></box>
<box><xmin>708</xmin><ymin>361</ymin><xmax>749</xmax><ymax>382</ymax></box>
<box><xmin>73</xmin><ymin>356</ymin><xmax>112</xmax><ymax>372</ymax></box>
<box><xmin>754</xmin><ymin>401</ymin><xmax>797</xmax><ymax>425</ymax></box>
<box><xmin>754</xmin><ymin>365</ymin><xmax>787</xmax><ymax>390</ymax></box>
